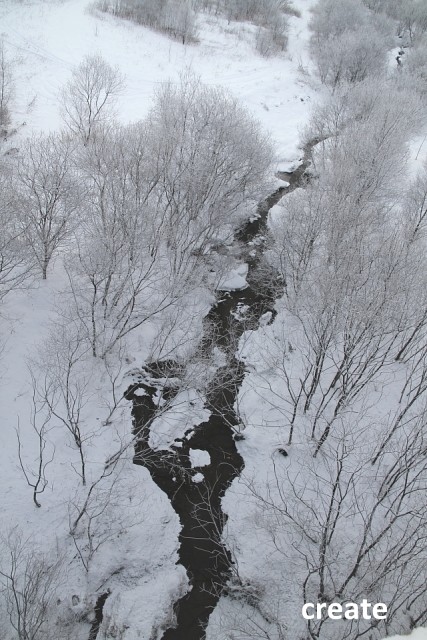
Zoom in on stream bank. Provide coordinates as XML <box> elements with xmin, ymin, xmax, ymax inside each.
<box><xmin>126</xmin><ymin>145</ymin><xmax>314</xmax><ymax>640</ymax></box>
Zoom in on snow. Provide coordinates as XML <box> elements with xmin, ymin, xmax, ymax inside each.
<box><xmin>3</xmin><ymin>0</ymin><xmax>423</xmax><ymax>638</ymax></box>
<box><xmin>192</xmin><ymin>472</ymin><xmax>205</xmax><ymax>483</ymax></box>
<box><xmin>189</xmin><ymin>448</ymin><xmax>211</xmax><ymax>468</ymax></box>
<box><xmin>268</xmin><ymin>201</ymin><xmax>288</xmax><ymax>225</ymax></box>
<box><xmin>149</xmin><ymin>390</ymin><xmax>211</xmax><ymax>451</ymax></box>
<box><xmin>217</xmin><ymin>263</ymin><xmax>249</xmax><ymax>291</ymax></box>
<box><xmin>133</xmin><ymin>387</ymin><xmax>147</xmax><ymax>397</ymax></box>
<box><xmin>386</xmin><ymin>631</ymin><xmax>427</xmax><ymax>640</ymax></box>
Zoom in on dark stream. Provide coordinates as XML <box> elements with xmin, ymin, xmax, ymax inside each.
<box><xmin>88</xmin><ymin>591</ymin><xmax>111</xmax><ymax>640</ymax></box>
<box><xmin>124</xmin><ymin>147</ymin><xmax>313</xmax><ymax>640</ymax></box>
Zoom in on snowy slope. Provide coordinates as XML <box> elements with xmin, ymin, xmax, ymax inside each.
<box><xmin>0</xmin><ymin>0</ymin><xmax>317</xmax><ymax>166</ymax></box>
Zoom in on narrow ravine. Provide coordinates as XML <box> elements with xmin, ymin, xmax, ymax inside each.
<box><xmin>126</xmin><ymin>144</ymin><xmax>314</xmax><ymax>640</ymax></box>
<box><xmin>88</xmin><ymin>591</ymin><xmax>111</xmax><ymax>640</ymax></box>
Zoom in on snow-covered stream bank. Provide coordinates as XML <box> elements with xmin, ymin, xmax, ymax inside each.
<box><xmin>125</xmin><ymin>143</ymin><xmax>315</xmax><ymax>639</ymax></box>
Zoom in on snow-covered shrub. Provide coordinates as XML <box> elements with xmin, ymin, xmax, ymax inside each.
<box><xmin>403</xmin><ymin>41</ymin><xmax>427</xmax><ymax>97</ymax></box>
<box><xmin>255</xmin><ymin>18</ymin><xmax>288</xmax><ymax>57</ymax></box>
<box><xmin>258</xmin><ymin>3</ymin><xmax>289</xmax><ymax>55</ymax></box>
<box><xmin>313</xmin><ymin>24</ymin><xmax>389</xmax><ymax>87</ymax></box>
<box><xmin>0</xmin><ymin>41</ymin><xmax>13</xmax><ymax>128</ymax></box>
<box><xmin>201</xmin><ymin>0</ymin><xmax>295</xmax><ymax>22</ymax></box>
<box><xmin>61</xmin><ymin>54</ymin><xmax>124</xmax><ymax>145</ymax></box>
<box><xmin>0</xmin><ymin>529</ymin><xmax>63</xmax><ymax>640</ymax></box>
<box><xmin>362</xmin><ymin>0</ymin><xmax>427</xmax><ymax>43</ymax></box>
<box><xmin>62</xmin><ymin>75</ymin><xmax>273</xmax><ymax>358</ymax></box>
<box><xmin>97</xmin><ymin>0</ymin><xmax>198</xmax><ymax>44</ymax></box>
<box><xmin>199</xmin><ymin>0</ymin><xmax>291</xmax><ymax>55</ymax></box>
<box><xmin>310</xmin><ymin>0</ymin><xmax>393</xmax><ymax>88</ymax></box>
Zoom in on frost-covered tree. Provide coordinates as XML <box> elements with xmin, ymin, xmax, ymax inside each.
<box><xmin>266</xmin><ymin>77</ymin><xmax>425</xmax><ymax>450</ymax></box>
<box><xmin>363</xmin><ymin>0</ymin><xmax>427</xmax><ymax>43</ymax></box>
<box><xmin>0</xmin><ymin>41</ymin><xmax>14</xmax><ymax>128</ymax></box>
<box><xmin>398</xmin><ymin>0</ymin><xmax>427</xmax><ymax>43</ymax></box>
<box><xmin>63</xmin><ymin>77</ymin><xmax>272</xmax><ymax>357</ymax></box>
<box><xmin>12</xmin><ymin>132</ymin><xmax>79</xmax><ymax>279</ymax></box>
<box><xmin>145</xmin><ymin>74</ymin><xmax>273</xmax><ymax>276</ymax></box>
<box><xmin>309</xmin><ymin>0</ymin><xmax>392</xmax><ymax>87</ymax></box>
<box><xmin>161</xmin><ymin>0</ymin><xmax>198</xmax><ymax>43</ymax></box>
<box><xmin>97</xmin><ymin>0</ymin><xmax>198</xmax><ymax>44</ymax></box>
<box><xmin>63</xmin><ymin>122</ymin><xmax>177</xmax><ymax>358</ymax></box>
<box><xmin>61</xmin><ymin>54</ymin><xmax>124</xmax><ymax>145</ymax></box>
<box><xmin>0</xmin><ymin>529</ymin><xmax>62</xmax><ymax>640</ymax></box>
<box><xmin>401</xmin><ymin>41</ymin><xmax>427</xmax><ymax>97</ymax></box>
<box><xmin>244</xmin><ymin>418</ymin><xmax>427</xmax><ymax>640</ymax></box>
<box><xmin>0</xmin><ymin>167</ymin><xmax>32</xmax><ymax>299</ymax></box>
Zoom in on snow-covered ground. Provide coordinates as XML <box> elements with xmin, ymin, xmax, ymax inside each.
<box><xmin>388</xmin><ymin>632</ymin><xmax>427</xmax><ymax>640</ymax></box>
<box><xmin>2</xmin><ymin>0</ymin><xmax>426</xmax><ymax>638</ymax></box>
<box><xmin>0</xmin><ymin>0</ymin><xmax>316</xmax><ymax>167</ymax></box>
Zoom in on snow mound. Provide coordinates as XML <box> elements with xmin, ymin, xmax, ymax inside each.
<box><xmin>189</xmin><ymin>449</ymin><xmax>211</xmax><ymax>468</ymax></box>
<box><xmin>192</xmin><ymin>472</ymin><xmax>204</xmax><ymax>483</ymax></box>
<box><xmin>217</xmin><ymin>263</ymin><xmax>249</xmax><ymax>291</ymax></box>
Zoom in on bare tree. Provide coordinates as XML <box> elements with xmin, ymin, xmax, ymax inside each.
<box><xmin>0</xmin><ymin>168</ymin><xmax>33</xmax><ymax>299</ymax></box>
<box><xmin>62</xmin><ymin>121</ymin><xmax>181</xmax><ymax>358</ymax></box>
<box><xmin>16</xmin><ymin>372</ymin><xmax>55</xmax><ymax>508</ymax></box>
<box><xmin>12</xmin><ymin>132</ymin><xmax>80</xmax><ymax>279</ymax></box>
<box><xmin>393</xmin><ymin>160</ymin><xmax>427</xmax><ymax>362</ymax></box>
<box><xmin>63</xmin><ymin>76</ymin><xmax>273</xmax><ymax>358</ymax></box>
<box><xmin>0</xmin><ymin>529</ymin><xmax>62</xmax><ymax>640</ymax></box>
<box><xmin>145</xmin><ymin>74</ymin><xmax>273</xmax><ymax>277</ymax></box>
<box><xmin>0</xmin><ymin>41</ymin><xmax>14</xmax><ymax>129</ymax></box>
<box><xmin>97</xmin><ymin>0</ymin><xmax>198</xmax><ymax>44</ymax></box>
<box><xmin>240</xmin><ymin>418</ymin><xmax>427</xmax><ymax>640</ymax></box>
<box><xmin>264</xmin><ymin>79</ymin><xmax>424</xmax><ymax>452</ymax></box>
<box><xmin>309</xmin><ymin>0</ymin><xmax>393</xmax><ymax>88</ymax></box>
<box><xmin>396</xmin><ymin>0</ymin><xmax>427</xmax><ymax>43</ymax></box>
<box><xmin>100</xmin><ymin>346</ymin><xmax>128</xmax><ymax>426</ymax></box>
<box><xmin>402</xmin><ymin>43</ymin><xmax>427</xmax><ymax>98</ymax></box>
<box><xmin>61</xmin><ymin>54</ymin><xmax>124</xmax><ymax>145</ymax></box>
<box><xmin>34</xmin><ymin>323</ymin><xmax>93</xmax><ymax>485</ymax></box>
<box><xmin>68</xmin><ymin>456</ymin><xmax>144</xmax><ymax>572</ymax></box>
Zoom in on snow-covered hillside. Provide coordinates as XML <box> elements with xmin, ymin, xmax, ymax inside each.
<box><xmin>0</xmin><ymin>0</ymin><xmax>426</xmax><ymax>639</ymax></box>
<box><xmin>0</xmin><ymin>0</ymin><xmax>315</xmax><ymax>165</ymax></box>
